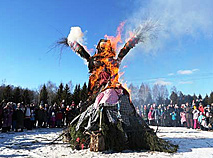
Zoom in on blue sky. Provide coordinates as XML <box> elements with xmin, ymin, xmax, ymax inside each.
<box><xmin>0</xmin><ymin>0</ymin><xmax>212</xmax><ymax>96</ymax></box>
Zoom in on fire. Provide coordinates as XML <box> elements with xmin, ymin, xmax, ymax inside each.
<box><xmin>88</xmin><ymin>22</ymin><xmax>126</xmax><ymax>94</ymax></box>
<box><xmin>88</xmin><ymin>21</ymin><xmax>134</xmax><ymax>97</ymax></box>
<box><xmin>104</xmin><ymin>21</ymin><xmax>125</xmax><ymax>51</ymax></box>
<box><xmin>125</xmin><ymin>31</ymin><xmax>134</xmax><ymax>42</ymax></box>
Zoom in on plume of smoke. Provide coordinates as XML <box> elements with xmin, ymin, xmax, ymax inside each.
<box><xmin>134</xmin><ymin>19</ymin><xmax>160</xmax><ymax>43</ymax></box>
<box><xmin>67</xmin><ymin>26</ymin><xmax>85</xmax><ymax>46</ymax></box>
<box><xmin>126</xmin><ymin>0</ymin><xmax>213</xmax><ymax>53</ymax></box>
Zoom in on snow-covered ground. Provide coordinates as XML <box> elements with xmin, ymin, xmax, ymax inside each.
<box><xmin>0</xmin><ymin>126</ymin><xmax>212</xmax><ymax>158</ymax></box>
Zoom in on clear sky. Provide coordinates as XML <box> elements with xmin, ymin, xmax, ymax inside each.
<box><xmin>0</xmin><ymin>0</ymin><xmax>213</xmax><ymax>96</ymax></box>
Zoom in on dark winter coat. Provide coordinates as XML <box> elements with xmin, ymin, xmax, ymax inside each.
<box><xmin>37</xmin><ymin>109</ymin><xmax>45</xmax><ymax>121</ymax></box>
<box><xmin>16</xmin><ymin>109</ymin><xmax>24</xmax><ymax>128</ymax></box>
<box><xmin>185</xmin><ymin>106</ymin><xmax>193</xmax><ymax>119</ymax></box>
<box><xmin>152</xmin><ymin>108</ymin><xmax>160</xmax><ymax>120</ymax></box>
<box><xmin>0</xmin><ymin>105</ymin><xmax>3</xmax><ymax>127</ymax></box>
<box><xmin>2</xmin><ymin>106</ymin><xmax>13</xmax><ymax>127</ymax></box>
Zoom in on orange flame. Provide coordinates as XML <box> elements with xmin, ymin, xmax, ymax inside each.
<box><xmin>89</xmin><ymin>22</ymin><xmax>131</xmax><ymax>97</ymax></box>
<box><xmin>104</xmin><ymin>21</ymin><xmax>125</xmax><ymax>51</ymax></box>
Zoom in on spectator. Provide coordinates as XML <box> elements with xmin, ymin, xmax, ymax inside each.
<box><xmin>37</xmin><ymin>105</ymin><xmax>45</xmax><ymax>128</ymax></box>
<box><xmin>12</xmin><ymin>104</ymin><xmax>17</xmax><ymax>131</ymax></box>
<box><xmin>192</xmin><ymin>106</ymin><xmax>199</xmax><ymax>129</ymax></box>
<box><xmin>175</xmin><ymin>104</ymin><xmax>181</xmax><ymax>127</ymax></box>
<box><xmin>2</xmin><ymin>103</ymin><xmax>13</xmax><ymax>132</ymax></box>
<box><xmin>50</xmin><ymin>112</ymin><xmax>56</xmax><ymax>128</ymax></box>
<box><xmin>56</xmin><ymin>109</ymin><xmax>63</xmax><ymax>128</ymax></box>
<box><xmin>152</xmin><ymin>104</ymin><xmax>160</xmax><ymax>125</ymax></box>
<box><xmin>198</xmin><ymin>103</ymin><xmax>204</xmax><ymax>114</ymax></box>
<box><xmin>204</xmin><ymin>105</ymin><xmax>211</xmax><ymax>126</ymax></box>
<box><xmin>25</xmin><ymin>104</ymin><xmax>32</xmax><ymax>130</ymax></box>
<box><xmin>148</xmin><ymin>105</ymin><xmax>154</xmax><ymax>125</ymax></box>
<box><xmin>0</xmin><ymin>101</ymin><xmax>3</xmax><ymax>130</ymax></box>
<box><xmin>61</xmin><ymin>104</ymin><xmax>66</xmax><ymax>127</ymax></box>
<box><xmin>185</xmin><ymin>103</ymin><xmax>193</xmax><ymax>129</ymax></box>
<box><xmin>159</xmin><ymin>106</ymin><xmax>165</xmax><ymax>126</ymax></box>
<box><xmin>170</xmin><ymin>111</ymin><xmax>177</xmax><ymax>127</ymax></box>
<box><xmin>180</xmin><ymin>107</ymin><xmax>187</xmax><ymax>127</ymax></box>
<box><xmin>198</xmin><ymin>112</ymin><xmax>208</xmax><ymax>130</ymax></box>
<box><xmin>16</xmin><ymin>103</ymin><xmax>24</xmax><ymax>132</ymax></box>
<box><xmin>142</xmin><ymin>105</ymin><xmax>148</xmax><ymax>124</ymax></box>
<box><xmin>30</xmin><ymin>109</ymin><xmax>36</xmax><ymax>128</ymax></box>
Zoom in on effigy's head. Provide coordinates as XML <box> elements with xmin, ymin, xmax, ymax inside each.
<box><xmin>96</xmin><ymin>39</ymin><xmax>116</xmax><ymax>57</ymax></box>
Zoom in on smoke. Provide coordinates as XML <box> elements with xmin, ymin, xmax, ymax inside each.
<box><xmin>125</xmin><ymin>0</ymin><xmax>213</xmax><ymax>52</ymax></box>
<box><xmin>67</xmin><ymin>26</ymin><xmax>85</xmax><ymax>46</ymax></box>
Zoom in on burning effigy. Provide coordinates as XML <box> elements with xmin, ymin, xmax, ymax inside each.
<box><xmin>58</xmin><ymin>21</ymin><xmax>178</xmax><ymax>152</ymax></box>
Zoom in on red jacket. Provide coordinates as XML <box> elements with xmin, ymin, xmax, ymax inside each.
<box><xmin>198</xmin><ymin>106</ymin><xmax>204</xmax><ymax>113</ymax></box>
<box><xmin>56</xmin><ymin>111</ymin><xmax>63</xmax><ymax>120</ymax></box>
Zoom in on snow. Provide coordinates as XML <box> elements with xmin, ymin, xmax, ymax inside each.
<box><xmin>0</xmin><ymin>126</ymin><xmax>212</xmax><ymax>158</ymax></box>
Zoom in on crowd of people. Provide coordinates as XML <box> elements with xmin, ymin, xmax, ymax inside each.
<box><xmin>1</xmin><ymin>99</ymin><xmax>213</xmax><ymax>133</ymax></box>
<box><xmin>136</xmin><ymin>100</ymin><xmax>213</xmax><ymax>131</ymax></box>
<box><xmin>0</xmin><ymin>100</ymin><xmax>82</xmax><ymax>133</ymax></box>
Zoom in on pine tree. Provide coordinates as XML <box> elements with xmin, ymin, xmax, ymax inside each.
<box><xmin>203</xmin><ymin>94</ymin><xmax>209</xmax><ymax>106</ymax></box>
<box><xmin>192</xmin><ymin>93</ymin><xmax>197</xmax><ymax>101</ymax></box>
<box><xmin>40</xmin><ymin>84</ymin><xmax>48</xmax><ymax>104</ymax></box>
<box><xmin>63</xmin><ymin>84</ymin><xmax>72</xmax><ymax>105</ymax></box>
<box><xmin>170</xmin><ymin>91</ymin><xmax>178</xmax><ymax>104</ymax></box>
<box><xmin>178</xmin><ymin>91</ymin><xmax>185</xmax><ymax>105</ymax></box>
<box><xmin>81</xmin><ymin>82</ymin><xmax>88</xmax><ymax>102</ymax></box>
<box><xmin>198</xmin><ymin>94</ymin><xmax>202</xmax><ymax>100</ymax></box>
<box><xmin>72</xmin><ymin>84</ymin><xmax>81</xmax><ymax>104</ymax></box>
<box><xmin>209</xmin><ymin>91</ymin><xmax>213</xmax><ymax>105</ymax></box>
<box><xmin>13</xmin><ymin>87</ymin><xmax>22</xmax><ymax>103</ymax></box>
<box><xmin>22</xmin><ymin>89</ymin><xmax>31</xmax><ymax>104</ymax></box>
<box><xmin>55</xmin><ymin>83</ymin><xmax>64</xmax><ymax>104</ymax></box>
<box><xmin>3</xmin><ymin>85</ymin><xmax>12</xmax><ymax>102</ymax></box>
<box><xmin>185</xmin><ymin>94</ymin><xmax>193</xmax><ymax>104</ymax></box>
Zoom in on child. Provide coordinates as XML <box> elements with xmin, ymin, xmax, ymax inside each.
<box><xmin>170</xmin><ymin>111</ymin><xmax>177</xmax><ymax>127</ymax></box>
<box><xmin>180</xmin><ymin>110</ymin><xmax>187</xmax><ymax>127</ymax></box>
<box><xmin>198</xmin><ymin>112</ymin><xmax>208</xmax><ymax>130</ymax></box>
<box><xmin>192</xmin><ymin>106</ymin><xmax>199</xmax><ymax>129</ymax></box>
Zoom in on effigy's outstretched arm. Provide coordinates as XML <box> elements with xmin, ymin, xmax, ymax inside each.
<box><xmin>117</xmin><ymin>36</ymin><xmax>140</xmax><ymax>62</ymax></box>
<box><xmin>69</xmin><ymin>41</ymin><xmax>91</xmax><ymax>61</ymax></box>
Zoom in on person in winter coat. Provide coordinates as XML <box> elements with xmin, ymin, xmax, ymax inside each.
<box><xmin>12</xmin><ymin>105</ymin><xmax>17</xmax><ymax>131</ymax></box>
<box><xmin>159</xmin><ymin>107</ymin><xmax>165</xmax><ymax>126</ymax></box>
<box><xmin>0</xmin><ymin>100</ymin><xmax>5</xmax><ymax>129</ymax></box>
<box><xmin>174</xmin><ymin>104</ymin><xmax>181</xmax><ymax>127</ymax></box>
<box><xmin>61</xmin><ymin>104</ymin><xmax>66</xmax><ymax>127</ymax></box>
<box><xmin>204</xmin><ymin>105</ymin><xmax>211</xmax><ymax>126</ymax></box>
<box><xmin>163</xmin><ymin>106</ymin><xmax>169</xmax><ymax>126</ymax></box>
<box><xmin>198</xmin><ymin>103</ymin><xmax>204</xmax><ymax>114</ymax></box>
<box><xmin>148</xmin><ymin>105</ymin><xmax>154</xmax><ymax>125</ymax></box>
<box><xmin>16</xmin><ymin>103</ymin><xmax>24</xmax><ymax>132</ymax></box>
<box><xmin>180</xmin><ymin>109</ymin><xmax>187</xmax><ymax>127</ymax></box>
<box><xmin>2</xmin><ymin>103</ymin><xmax>13</xmax><ymax>132</ymax></box>
<box><xmin>30</xmin><ymin>110</ymin><xmax>36</xmax><ymax>128</ymax></box>
<box><xmin>37</xmin><ymin>105</ymin><xmax>45</xmax><ymax>127</ymax></box>
<box><xmin>24</xmin><ymin>104</ymin><xmax>32</xmax><ymax>130</ymax></box>
<box><xmin>152</xmin><ymin>104</ymin><xmax>160</xmax><ymax>125</ymax></box>
<box><xmin>198</xmin><ymin>112</ymin><xmax>208</xmax><ymax>130</ymax></box>
<box><xmin>56</xmin><ymin>109</ymin><xmax>63</xmax><ymax>128</ymax></box>
<box><xmin>167</xmin><ymin>105</ymin><xmax>173</xmax><ymax>127</ymax></box>
<box><xmin>192</xmin><ymin>106</ymin><xmax>200</xmax><ymax>129</ymax></box>
<box><xmin>170</xmin><ymin>111</ymin><xmax>177</xmax><ymax>127</ymax></box>
<box><xmin>185</xmin><ymin>103</ymin><xmax>193</xmax><ymax>128</ymax></box>
<box><xmin>50</xmin><ymin>112</ymin><xmax>56</xmax><ymax>128</ymax></box>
